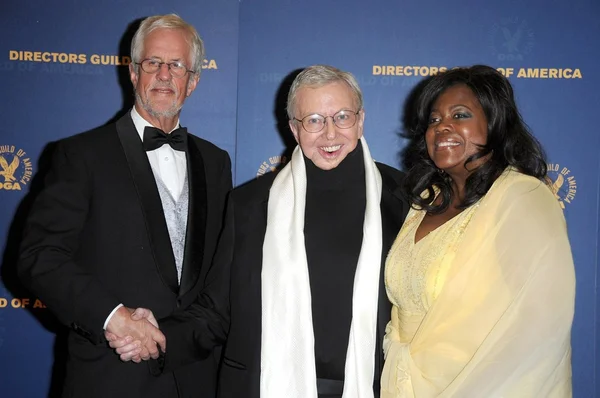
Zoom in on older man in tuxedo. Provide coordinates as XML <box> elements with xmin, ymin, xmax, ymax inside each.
<box><xmin>18</xmin><ymin>14</ymin><xmax>231</xmax><ymax>398</ymax></box>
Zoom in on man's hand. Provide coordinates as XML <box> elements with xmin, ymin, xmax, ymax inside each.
<box><xmin>105</xmin><ymin>306</ymin><xmax>165</xmax><ymax>363</ymax></box>
<box><xmin>131</xmin><ymin>307</ymin><xmax>158</xmax><ymax>326</ymax></box>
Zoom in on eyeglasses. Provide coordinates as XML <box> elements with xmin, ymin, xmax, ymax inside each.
<box><xmin>136</xmin><ymin>59</ymin><xmax>195</xmax><ymax>78</ymax></box>
<box><xmin>293</xmin><ymin>109</ymin><xmax>360</xmax><ymax>133</ymax></box>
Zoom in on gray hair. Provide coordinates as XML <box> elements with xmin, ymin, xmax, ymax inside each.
<box><xmin>286</xmin><ymin>65</ymin><xmax>363</xmax><ymax>120</ymax></box>
<box><xmin>131</xmin><ymin>14</ymin><xmax>205</xmax><ymax>76</ymax></box>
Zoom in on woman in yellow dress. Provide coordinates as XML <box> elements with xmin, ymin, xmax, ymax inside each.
<box><xmin>382</xmin><ymin>65</ymin><xmax>575</xmax><ymax>397</ymax></box>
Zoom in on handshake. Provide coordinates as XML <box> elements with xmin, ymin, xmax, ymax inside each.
<box><xmin>104</xmin><ymin>306</ymin><xmax>163</xmax><ymax>363</ymax></box>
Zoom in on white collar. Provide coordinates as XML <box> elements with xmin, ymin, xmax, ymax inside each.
<box><xmin>130</xmin><ymin>106</ymin><xmax>181</xmax><ymax>142</ymax></box>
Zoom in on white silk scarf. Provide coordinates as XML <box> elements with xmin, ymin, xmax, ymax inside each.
<box><xmin>261</xmin><ymin>137</ymin><xmax>383</xmax><ymax>398</ymax></box>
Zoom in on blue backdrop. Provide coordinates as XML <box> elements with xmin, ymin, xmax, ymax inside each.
<box><xmin>1</xmin><ymin>0</ymin><xmax>598</xmax><ymax>396</ymax></box>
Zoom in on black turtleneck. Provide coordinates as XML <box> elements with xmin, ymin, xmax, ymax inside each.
<box><xmin>304</xmin><ymin>144</ymin><xmax>366</xmax><ymax>386</ymax></box>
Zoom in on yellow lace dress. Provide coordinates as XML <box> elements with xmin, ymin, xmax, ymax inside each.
<box><xmin>381</xmin><ymin>203</ymin><xmax>479</xmax><ymax>397</ymax></box>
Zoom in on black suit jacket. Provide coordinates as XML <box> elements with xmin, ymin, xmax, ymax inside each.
<box><xmin>18</xmin><ymin>113</ymin><xmax>232</xmax><ymax>398</ymax></box>
<box><xmin>159</xmin><ymin>162</ymin><xmax>408</xmax><ymax>398</ymax></box>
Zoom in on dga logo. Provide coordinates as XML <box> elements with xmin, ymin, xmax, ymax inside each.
<box><xmin>256</xmin><ymin>155</ymin><xmax>288</xmax><ymax>178</ymax></box>
<box><xmin>0</xmin><ymin>145</ymin><xmax>33</xmax><ymax>191</ymax></box>
<box><xmin>489</xmin><ymin>16</ymin><xmax>535</xmax><ymax>61</ymax></box>
<box><xmin>546</xmin><ymin>164</ymin><xmax>576</xmax><ymax>210</ymax></box>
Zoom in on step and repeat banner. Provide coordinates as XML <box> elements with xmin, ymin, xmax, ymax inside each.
<box><xmin>1</xmin><ymin>0</ymin><xmax>598</xmax><ymax>396</ymax></box>
<box><xmin>0</xmin><ymin>1</ymin><xmax>239</xmax><ymax>397</ymax></box>
<box><xmin>235</xmin><ymin>2</ymin><xmax>599</xmax><ymax>397</ymax></box>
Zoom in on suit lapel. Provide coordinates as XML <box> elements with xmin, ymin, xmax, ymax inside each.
<box><xmin>375</xmin><ymin>166</ymin><xmax>408</xmax><ymax>372</ymax></box>
<box><xmin>179</xmin><ymin>138</ymin><xmax>207</xmax><ymax>297</ymax></box>
<box><xmin>116</xmin><ymin>114</ymin><xmax>179</xmax><ymax>294</ymax></box>
<box><xmin>377</xmin><ymin>170</ymin><xmax>407</xmax><ymax>303</ymax></box>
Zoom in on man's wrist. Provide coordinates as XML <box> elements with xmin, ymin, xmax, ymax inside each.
<box><xmin>103</xmin><ymin>303</ymin><xmax>124</xmax><ymax>330</ymax></box>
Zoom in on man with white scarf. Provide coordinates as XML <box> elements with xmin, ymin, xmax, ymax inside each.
<box><xmin>109</xmin><ymin>65</ymin><xmax>408</xmax><ymax>398</ymax></box>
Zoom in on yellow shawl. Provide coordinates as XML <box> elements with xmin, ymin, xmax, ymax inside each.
<box><xmin>382</xmin><ymin>168</ymin><xmax>575</xmax><ymax>397</ymax></box>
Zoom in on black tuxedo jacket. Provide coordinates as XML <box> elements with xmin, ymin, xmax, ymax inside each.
<box><xmin>159</xmin><ymin>162</ymin><xmax>408</xmax><ymax>398</ymax></box>
<box><xmin>18</xmin><ymin>113</ymin><xmax>232</xmax><ymax>398</ymax></box>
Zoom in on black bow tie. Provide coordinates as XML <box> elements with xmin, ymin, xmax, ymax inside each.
<box><xmin>143</xmin><ymin>126</ymin><xmax>188</xmax><ymax>152</ymax></box>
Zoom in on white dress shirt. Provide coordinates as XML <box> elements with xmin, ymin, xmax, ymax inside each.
<box><xmin>130</xmin><ymin>106</ymin><xmax>187</xmax><ymax>201</ymax></box>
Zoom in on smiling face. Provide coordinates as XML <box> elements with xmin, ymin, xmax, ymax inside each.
<box><xmin>130</xmin><ymin>28</ymin><xmax>198</xmax><ymax>123</ymax></box>
<box><xmin>289</xmin><ymin>81</ymin><xmax>364</xmax><ymax>170</ymax></box>
<box><xmin>425</xmin><ymin>84</ymin><xmax>489</xmax><ymax>182</ymax></box>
